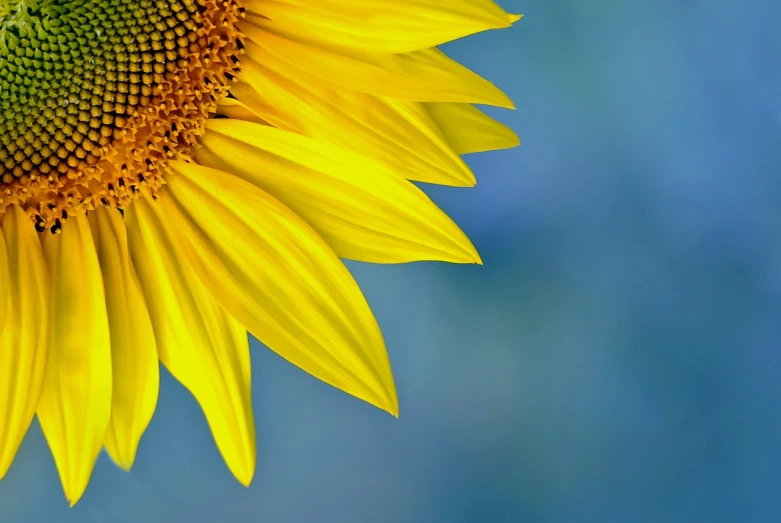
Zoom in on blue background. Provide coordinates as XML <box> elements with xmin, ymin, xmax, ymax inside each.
<box><xmin>4</xmin><ymin>0</ymin><xmax>781</xmax><ymax>521</ymax></box>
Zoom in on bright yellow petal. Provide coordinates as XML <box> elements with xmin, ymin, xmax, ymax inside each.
<box><xmin>159</xmin><ymin>163</ymin><xmax>399</xmax><ymax>415</ymax></box>
<box><xmin>241</xmin><ymin>22</ymin><xmax>514</xmax><ymax>108</ymax></box>
<box><xmin>0</xmin><ymin>206</ymin><xmax>48</xmax><ymax>480</ymax></box>
<box><xmin>198</xmin><ymin>120</ymin><xmax>481</xmax><ymax>264</ymax></box>
<box><xmin>125</xmin><ymin>197</ymin><xmax>256</xmax><ymax>486</ymax></box>
<box><xmin>38</xmin><ymin>214</ymin><xmax>112</xmax><ymax>506</ymax></box>
<box><xmin>244</xmin><ymin>0</ymin><xmax>520</xmax><ymax>54</ymax></box>
<box><xmin>0</xmin><ymin>223</ymin><xmax>8</xmax><ymax>339</ymax></box>
<box><xmin>428</xmin><ymin>102</ymin><xmax>521</xmax><ymax>154</ymax></box>
<box><xmin>215</xmin><ymin>97</ymin><xmax>268</xmax><ymax>126</ymax></box>
<box><xmin>227</xmin><ymin>82</ymin><xmax>302</xmax><ymax>133</ymax></box>
<box><xmin>91</xmin><ymin>208</ymin><xmax>159</xmax><ymax>471</ymax></box>
<box><xmin>237</xmin><ymin>58</ymin><xmax>475</xmax><ymax>186</ymax></box>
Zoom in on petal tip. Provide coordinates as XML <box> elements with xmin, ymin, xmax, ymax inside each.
<box><xmin>66</xmin><ymin>487</ymin><xmax>86</xmax><ymax>508</ymax></box>
<box><xmin>52</xmin><ymin>453</ymin><xmax>98</xmax><ymax>507</ymax></box>
<box><xmin>61</xmin><ymin>469</ymin><xmax>94</xmax><ymax>506</ymax></box>
<box><xmin>433</xmin><ymin>174</ymin><xmax>477</xmax><ymax>188</ymax></box>
<box><xmin>66</xmin><ymin>484</ymin><xmax>89</xmax><ymax>506</ymax></box>
<box><xmin>457</xmin><ymin>239</ymin><xmax>483</xmax><ymax>265</ymax></box>
<box><xmin>236</xmin><ymin>471</ymin><xmax>255</xmax><ymax>488</ymax></box>
<box><xmin>379</xmin><ymin>386</ymin><xmax>399</xmax><ymax>418</ymax></box>
<box><xmin>506</xmin><ymin>130</ymin><xmax>521</xmax><ymax>149</ymax></box>
<box><xmin>66</xmin><ymin>483</ymin><xmax>89</xmax><ymax>507</ymax></box>
<box><xmin>106</xmin><ymin>445</ymin><xmax>137</xmax><ymax>473</ymax></box>
<box><xmin>509</xmin><ymin>14</ymin><xmax>523</xmax><ymax>24</ymax></box>
<box><xmin>226</xmin><ymin>445</ymin><xmax>256</xmax><ymax>488</ymax></box>
<box><xmin>115</xmin><ymin>459</ymin><xmax>135</xmax><ymax>473</ymax></box>
<box><xmin>369</xmin><ymin>375</ymin><xmax>399</xmax><ymax>418</ymax></box>
<box><xmin>493</xmin><ymin>93</ymin><xmax>516</xmax><ymax>110</ymax></box>
<box><xmin>455</xmin><ymin>167</ymin><xmax>478</xmax><ymax>187</ymax></box>
<box><xmin>433</xmin><ymin>239</ymin><xmax>483</xmax><ymax>266</ymax></box>
<box><xmin>385</xmin><ymin>397</ymin><xmax>400</xmax><ymax>418</ymax></box>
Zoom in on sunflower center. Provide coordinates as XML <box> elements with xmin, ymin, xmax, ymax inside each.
<box><xmin>0</xmin><ymin>0</ymin><xmax>242</xmax><ymax>231</ymax></box>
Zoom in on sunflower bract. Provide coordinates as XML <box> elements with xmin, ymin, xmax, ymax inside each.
<box><xmin>0</xmin><ymin>0</ymin><xmax>521</xmax><ymax>505</ymax></box>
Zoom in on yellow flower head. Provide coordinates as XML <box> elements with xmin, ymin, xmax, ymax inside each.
<box><xmin>0</xmin><ymin>0</ymin><xmax>520</xmax><ymax>505</ymax></box>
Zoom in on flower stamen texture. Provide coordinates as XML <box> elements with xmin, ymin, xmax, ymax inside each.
<box><xmin>0</xmin><ymin>0</ymin><xmax>243</xmax><ymax>231</ymax></box>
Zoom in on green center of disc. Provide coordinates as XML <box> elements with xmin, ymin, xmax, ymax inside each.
<box><xmin>0</xmin><ymin>0</ymin><xmax>201</xmax><ymax>182</ymax></box>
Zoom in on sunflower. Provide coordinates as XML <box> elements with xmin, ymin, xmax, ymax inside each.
<box><xmin>0</xmin><ymin>0</ymin><xmax>520</xmax><ymax>505</ymax></box>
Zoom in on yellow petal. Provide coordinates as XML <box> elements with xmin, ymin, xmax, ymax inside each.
<box><xmin>159</xmin><ymin>163</ymin><xmax>398</xmax><ymax>415</ymax></box>
<box><xmin>125</xmin><ymin>197</ymin><xmax>256</xmax><ymax>486</ymax></box>
<box><xmin>0</xmin><ymin>206</ymin><xmax>48</xmax><ymax>480</ymax></box>
<box><xmin>38</xmin><ymin>214</ymin><xmax>112</xmax><ymax>506</ymax></box>
<box><xmin>428</xmin><ymin>102</ymin><xmax>521</xmax><ymax>154</ymax></box>
<box><xmin>227</xmin><ymin>81</ymin><xmax>302</xmax><ymax>133</ymax></box>
<box><xmin>236</xmin><ymin>58</ymin><xmax>475</xmax><ymax>186</ymax></box>
<box><xmin>241</xmin><ymin>22</ymin><xmax>514</xmax><ymax>108</ymax></box>
<box><xmin>0</xmin><ymin>222</ymin><xmax>8</xmax><ymax>339</ymax></box>
<box><xmin>244</xmin><ymin>0</ymin><xmax>520</xmax><ymax>54</ymax></box>
<box><xmin>198</xmin><ymin>120</ymin><xmax>481</xmax><ymax>264</ymax></box>
<box><xmin>215</xmin><ymin>97</ymin><xmax>268</xmax><ymax>126</ymax></box>
<box><xmin>91</xmin><ymin>208</ymin><xmax>159</xmax><ymax>471</ymax></box>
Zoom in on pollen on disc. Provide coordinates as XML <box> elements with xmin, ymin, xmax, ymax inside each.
<box><xmin>0</xmin><ymin>0</ymin><xmax>244</xmax><ymax>231</ymax></box>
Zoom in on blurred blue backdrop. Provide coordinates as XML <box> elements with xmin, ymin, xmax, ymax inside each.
<box><xmin>4</xmin><ymin>0</ymin><xmax>781</xmax><ymax>521</ymax></box>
